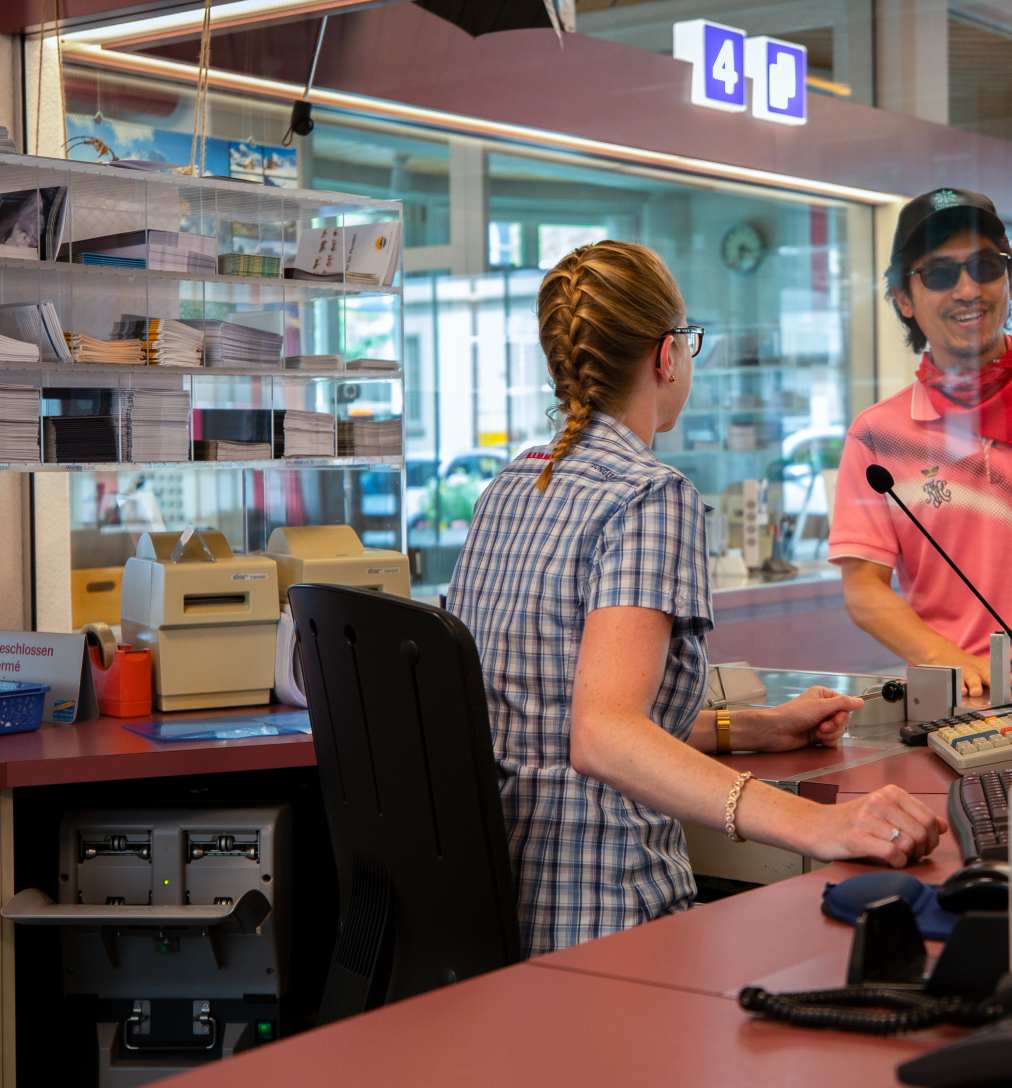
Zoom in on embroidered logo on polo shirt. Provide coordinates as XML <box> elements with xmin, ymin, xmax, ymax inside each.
<box><xmin>932</xmin><ymin>189</ymin><xmax>961</xmax><ymax>211</ymax></box>
<box><xmin>921</xmin><ymin>465</ymin><xmax>940</xmax><ymax>478</ymax></box>
<box><xmin>923</xmin><ymin>478</ymin><xmax>952</xmax><ymax>508</ymax></box>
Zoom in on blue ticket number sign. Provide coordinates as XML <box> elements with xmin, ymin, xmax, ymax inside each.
<box><xmin>745</xmin><ymin>36</ymin><xmax>807</xmax><ymax>125</ymax></box>
<box><xmin>673</xmin><ymin>19</ymin><xmax>746</xmax><ymax>112</ymax></box>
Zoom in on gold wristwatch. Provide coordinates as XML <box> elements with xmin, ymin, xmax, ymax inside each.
<box><xmin>715</xmin><ymin>709</ymin><xmax>732</xmax><ymax>755</ymax></box>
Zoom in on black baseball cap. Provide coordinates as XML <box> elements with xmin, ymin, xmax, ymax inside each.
<box><xmin>891</xmin><ymin>188</ymin><xmax>1007</xmax><ymax>263</ymax></box>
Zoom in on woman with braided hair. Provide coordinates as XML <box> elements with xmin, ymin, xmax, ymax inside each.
<box><xmin>446</xmin><ymin>240</ymin><xmax>946</xmax><ymax>957</ymax></box>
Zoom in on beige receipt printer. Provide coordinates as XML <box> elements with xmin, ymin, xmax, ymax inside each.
<box><xmin>266</xmin><ymin>525</ymin><xmax>411</xmax><ymax>601</ymax></box>
<box><xmin>121</xmin><ymin>529</ymin><xmax>280</xmax><ymax>711</ymax></box>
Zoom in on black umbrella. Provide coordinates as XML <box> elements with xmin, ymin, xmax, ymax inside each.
<box><xmin>414</xmin><ymin>0</ymin><xmax>572</xmax><ymax>37</ymax></box>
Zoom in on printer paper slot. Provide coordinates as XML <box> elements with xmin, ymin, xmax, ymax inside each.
<box><xmin>182</xmin><ymin>593</ymin><xmax>249</xmax><ymax>614</ymax></box>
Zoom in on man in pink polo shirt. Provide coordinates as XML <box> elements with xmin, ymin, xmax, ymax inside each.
<box><xmin>829</xmin><ymin>188</ymin><xmax>1012</xmax><ymax>696</ymax></box>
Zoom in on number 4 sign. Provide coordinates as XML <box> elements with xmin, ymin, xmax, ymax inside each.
<box><xmin>673</xmin><ymin>20</ymin><xmax>746</xmax><ymax>112</ymax></box>
<box><xmin>673</xmin><ymin>20</ymin><xmax>808</xmax><ymax>125</ymax></box>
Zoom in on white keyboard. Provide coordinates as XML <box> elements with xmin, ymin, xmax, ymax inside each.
<box><xmin>928</xmin><ymin>710</ymin><xmax>1012</xmax><ymax>775</ymax></box>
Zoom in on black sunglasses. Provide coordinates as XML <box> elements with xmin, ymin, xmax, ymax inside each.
<box><xmin>910</xmin><ymin>251</ymin><xmax>1011</xmax><ymax>292</ymax></box>
<box><xmin>656</xmin><ymin>325</ymin><xmax>705</xmax><ymax>367</ymax></box>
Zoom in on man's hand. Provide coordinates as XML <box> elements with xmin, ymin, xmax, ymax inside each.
<box><xmin>922</xmin><ymin>648</ymin><xmax>991</xmax><ymax>698</ymax></box>
<box><xmin>747</xmin><ymin>686</ymin><xmax>863</xmax><ymax>753</ymax></box>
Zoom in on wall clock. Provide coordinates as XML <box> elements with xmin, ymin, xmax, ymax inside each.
<box><xmin>721</xmin><ymin>222</ymin><xmax>766</xmax><ymax>273</ymax></box>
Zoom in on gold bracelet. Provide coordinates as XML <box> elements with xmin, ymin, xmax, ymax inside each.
<box><xmin>724</xmin><ymin>770</ymin><xmax>753</xmax><ymax>843</ymax></box>
<box><xmin>715</xmin><ymin>709</ymin><xmax>732</xmax><ymax>755</ymax></box>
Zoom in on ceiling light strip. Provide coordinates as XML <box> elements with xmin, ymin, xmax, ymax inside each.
<box><xmin>62</xmin><ymin>41</ymin><xmax>900</xmax><ymax>205</ymax></box>
<box><xmin>65</xmin><ymin>0</ymin><xmax>380</xmax><ymax>48</ymax></box>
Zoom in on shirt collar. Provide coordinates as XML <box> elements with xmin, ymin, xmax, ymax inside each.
<box><xmin>580</xmin><ymin>412</ymin><xmax>655</xmax><ymax>458</ymax></box>
<box><xmin>911</xmin><ymin>380</ymin><xmax>941</xmax><ymax>422</ymax></box>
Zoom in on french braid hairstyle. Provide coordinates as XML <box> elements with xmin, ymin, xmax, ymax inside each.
<box><xmin>535</xmin><ymin>240</ymin><xmax>683</xmax><ymax>491</ymax></box>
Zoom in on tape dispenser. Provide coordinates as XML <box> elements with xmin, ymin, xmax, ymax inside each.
<box><xmin>83</xmin><ymin>623</ymin><xmax>152</xmax><ymax>719</ymax></box>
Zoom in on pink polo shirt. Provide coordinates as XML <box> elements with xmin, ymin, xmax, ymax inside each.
<box><xmin>828</xmin><ymin>381</ymin><xmax>1012</xmax><ymax>657</ymax></box>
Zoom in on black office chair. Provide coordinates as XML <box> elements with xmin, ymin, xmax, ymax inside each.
<box><xmin>288</xmin><ymin>584</ymin><xmax>521</xmax><ymax>1023</ymax></box>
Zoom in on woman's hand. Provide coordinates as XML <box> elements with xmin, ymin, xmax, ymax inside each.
<box><xmin>744</xmin><ymin>686</ymin><xmax>863</xmax><ymax>753</ymax></box>
<box><xmin>802</xmin><ymin>785</ymin><xmax>947</xmax><ymax>866</ymax></box>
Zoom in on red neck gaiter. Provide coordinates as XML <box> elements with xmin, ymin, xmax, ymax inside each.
<box><xmin>915</xmin><ymin>342</ymin><xmax>1012</xmax><ymax>443</ymax></box>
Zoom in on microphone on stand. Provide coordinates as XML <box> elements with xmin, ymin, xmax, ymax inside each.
<box><xmin>865</xmin><ymin>463</ymin><xmax>1012</xmax><ymax>639</ymax></box>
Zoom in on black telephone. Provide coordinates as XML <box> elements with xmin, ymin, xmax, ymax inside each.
<box><xmin>738</xmin><ymin>892</ymin><xmax>1012</xmax><ymax>1085</ymax></box>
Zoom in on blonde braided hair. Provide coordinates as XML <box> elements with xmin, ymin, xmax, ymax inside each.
<box><xmin>535</xmin><ymin>241</ymin><xmax>683</xmax><ymax>492</ymax></box>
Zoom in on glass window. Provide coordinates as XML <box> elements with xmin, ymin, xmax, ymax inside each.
<box><xmin>489</xmin><ymin>221</ymin><xmax>523</xmax><ymax>268</ymax></box>
<box><xmin>310</xmin><ymin>113</ymin><xmax>450</xmax><ymax>248</ymax></box>
<box><xmin>537</xmin><ymin>224</ymin><xmax>607</xmax><ymax>268</ymax></box>
<box><xmin>395</xmin><ymin>148</ymin><xmax>871</xmax><ymax>594</ymax></box>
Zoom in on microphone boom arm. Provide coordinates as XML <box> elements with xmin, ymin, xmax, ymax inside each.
<box><xmin>886</xmin><ymin>487</ymin><xmax>1012</xmax><ymax>641</ymax></box>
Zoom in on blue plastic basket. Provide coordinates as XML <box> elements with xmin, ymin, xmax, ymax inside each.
<box><xmin>0</xmin><ymin>681</ymin><xmax>49</xmax><ymax>736</ymax></box>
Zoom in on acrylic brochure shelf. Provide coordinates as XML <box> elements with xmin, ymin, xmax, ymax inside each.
<box><xmin>0</xmin><ymin>455</ymin><xmax>403</xmax><ymax>472</ymax></box>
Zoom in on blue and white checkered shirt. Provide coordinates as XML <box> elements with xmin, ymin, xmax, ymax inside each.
<box><xmin>447</xmin><ymin>413</ymin><xmax>714</xmax><ymax>957</ymax></box>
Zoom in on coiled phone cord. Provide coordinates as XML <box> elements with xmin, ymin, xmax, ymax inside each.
<box><xmin>739</xmin><ymin>985</ymin><xmax>1006</xmax><ymax>1035</ymax></box>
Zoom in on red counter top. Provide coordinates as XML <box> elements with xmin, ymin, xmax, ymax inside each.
<box><xmin>0</xmin><ymin>708</ymin><xmax>315</xmax><ymax>789</ymax></box>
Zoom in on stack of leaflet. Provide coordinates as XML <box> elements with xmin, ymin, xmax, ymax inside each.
<box><xmin>0</xmin><ymin>334</ymin><xmax>40</xmax><ymax>364</ymax></box>
<box><xmin>0</xmin><ymin>301</ymin><xmax>71</xmax><ymax>362</ymax></box>
<box><xmin>218</xmin><ymin>253</ymin><xmax>281</xmax><ymax>278</ymax></box>
<box><xmin>44</xmin><ymin>416</ymin><xmax>119</xmax><ymax>463</ymax></box>
<box><xmin>194</xmin><ymin>438</ymin><xmax>273</xmax><ymax>462</ymax></box>
<box><xmin>184</xmin><ymin>320</ymin><xmax>283</xmax><ymax>368</ymax></box>
<box><xmin>0</xmin><ymin>128</ymin><xmax>15</xmax><ymax>154</ymax></box>
<box><xmin>64</xmin><ymin>333</ymin><xmax>145</xmax><ymax>365</ymax></box>
<box><xmin>344</xmin><ymin>357</ymin><xmax>399</xmax><ymax>374</ymax></box>
<box><xmin>0</xmin><ymin>386</ymin><xmax>40</xmax><ymax>461</ymax></box>
<box><xmin>79</xmin><ymin>254</ymin><xmax>145</xmax><ymax>270</ymax></box>
<box><xmin>60</xmin><ymin>230</ymin><xmax>217</xmax><ymax>274</ymax></box>
<box><xmin>273</xmin><ymin>410</ymin><xmax>336</xmax><ymax>458</ymax></box>
<box><xmin>112</xmin><ymin>315</ymin><xmax>203</xmax><ymax>368</ymax></box>
<box><xmin>284</xmin><ymin>354</ymin><xmax>343</xmax><ymax>371</ymax></box>
<box><xmin>192</xmin><ymin>408</ymin><xmax>280</xmax><ymax>466</ymax></box>
<box><xmin>284</xmin><ymin>222</ymin><xmax>401</xmax><ymax>287</ymax></box>
<box><xmin>114</xmin><ymin>388</ymin><xmax>191</xmax><ymax>462</ymax></box>
<box><xmin>337</xmin><ymin>418</ymin><xmax>402</xmax><ymax>457</ymax></box>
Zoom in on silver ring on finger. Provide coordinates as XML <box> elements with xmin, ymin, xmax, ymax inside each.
<box><xmin>888</xmin><ymin>827</ymin><xmax>901</xmax><ymax>843</ymax></box>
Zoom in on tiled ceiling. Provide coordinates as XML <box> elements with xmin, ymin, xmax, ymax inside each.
<box><xmin>949</xmin><ymin>12</ymin><xmax>1012</xmax><ymax>137</ymax></box>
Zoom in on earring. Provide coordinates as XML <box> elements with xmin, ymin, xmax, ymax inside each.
<box><xmin>667</xmin><ymin>375</ymin><xmax>676</xmax><ymax>383</ymax></box>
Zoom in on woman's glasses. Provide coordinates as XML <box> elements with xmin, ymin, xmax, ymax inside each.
<box><xmin>657</xmin><ymin>325</ymin><xmax>705</xmax><ymax>365</ymax></box>
<box><xmin>910</xmin><ymin>251</ymin><xmax>1011</xmax><ymax>292</ymax></box>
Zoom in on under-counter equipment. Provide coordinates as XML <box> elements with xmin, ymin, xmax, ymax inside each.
<box><xmin>120</xmin><ymin>530</ymin><xmax>280</xmax><ymax>711</ymax></box>
<box><xmin>3</xmin><ymin>805</ymin><xmax>290</xmax><ymax>1087</ymax></box>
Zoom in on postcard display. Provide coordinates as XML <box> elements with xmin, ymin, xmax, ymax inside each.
<box><xmin>0</xmin><ymin>153</ymin><xmax>405</xmax><ymax>632</ymax></box>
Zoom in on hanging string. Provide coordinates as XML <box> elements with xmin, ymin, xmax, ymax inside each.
<box><xmin>33</xmin><ymin>0</ymin><xmax>69</xmax><ymax>157</ymax></box>
<box><xmin>55</xmin><ymin>0</ymin><xmax>68</xmax><ymax>155</ymax></box>
<box><xmin>33</xmin><ymin>17</ymin><xmax>46</xmax><ymax>155</ymax></box>
<box><xmin>187</xmin><ymin>0</ymin><xmax>213</xmax><ymax>176</ymax></box>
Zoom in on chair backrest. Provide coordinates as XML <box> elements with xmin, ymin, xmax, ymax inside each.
<box><xmin>288</xmin><ymin>583</ymin><xmax>520</xmax><ymax>1022</ymax></box>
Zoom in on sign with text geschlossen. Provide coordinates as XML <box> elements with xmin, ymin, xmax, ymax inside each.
<box><xmin>745</xmin><ymin>35</ymin><xmax>807</xmax><ymax>125</ymax></box>
<box><xmin>673</xmin><ymin>20</ymin><xmax>807</xmax><ymax>125</ymax></box>
<box><xmin>673</xmin><ymin>19</ymin><xmax>746</xmax><ymax>112</ymax></box>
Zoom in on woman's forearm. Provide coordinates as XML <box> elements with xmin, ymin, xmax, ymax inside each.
<box><xmin>686</xmin><ymin>707</ymin><xmax>768</xmax><ymax>753</ymax></box>
<box><xmin>573</xmin><ymin>708</ymin><xmax>816</xmax><ymax>853</ymax></box>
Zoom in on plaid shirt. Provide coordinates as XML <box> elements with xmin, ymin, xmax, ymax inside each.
<box><xmin>447</xmin><ymin>413</ymin><xmax>713</xmax><ymax>956</ymax></box>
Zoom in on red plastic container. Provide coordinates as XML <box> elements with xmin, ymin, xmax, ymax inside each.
<box><xmin>89</xmin><ymin>643</ymin><xmax>152</xmax><ymax>718</ymax></box>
